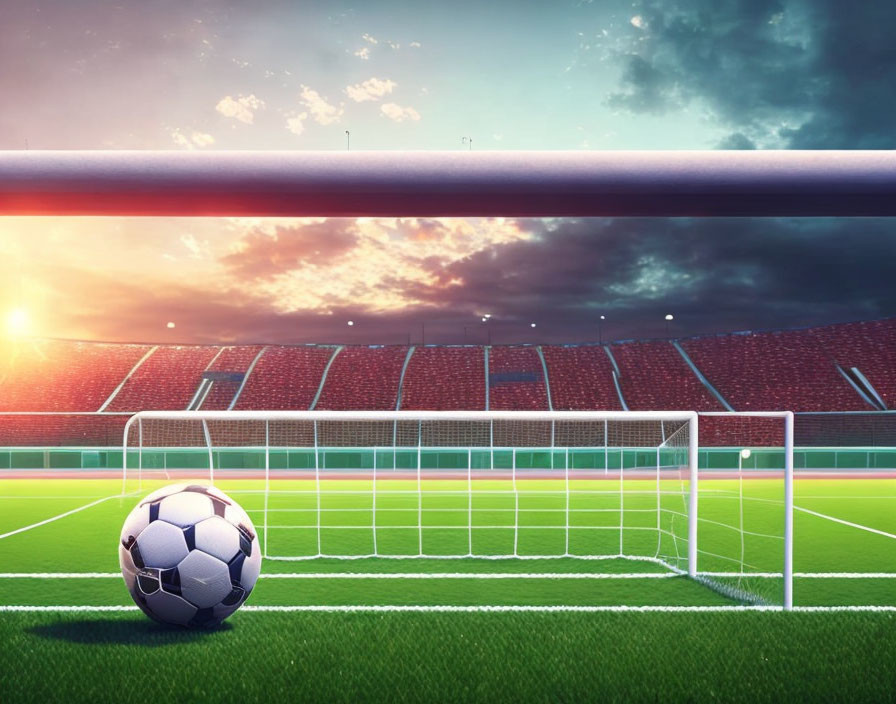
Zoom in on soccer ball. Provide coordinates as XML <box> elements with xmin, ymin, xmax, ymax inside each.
<box><xmin>119</xmin><ymin>483</ymin><xmax>261</xmax><ymax>628</ymax></box>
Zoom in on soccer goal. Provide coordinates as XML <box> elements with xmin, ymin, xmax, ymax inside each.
<box><xmin>123</xmin><ymin>409</ymin><xmax>795</xmax><ymax>607</ymax></box>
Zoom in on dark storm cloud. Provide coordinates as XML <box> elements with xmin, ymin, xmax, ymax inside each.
<box><xmin>221</xmin><ymin>222</ymin><xmax>359</xmax><ymax>280</ymax></box>
<box><xmin>608</xmin><ymin>0</ymin><xmax>896</xmax><ymax>148</ymax></box>
<box><xmin>397</xmin><ymin>217</ymin><xmax>896</xmax><ymax>341</ymax></box>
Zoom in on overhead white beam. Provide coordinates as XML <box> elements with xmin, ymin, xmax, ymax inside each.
<box><xmin>1</xmin><ymin>150</ymin><xmax>895</xmax><ymax>217</ymax></box>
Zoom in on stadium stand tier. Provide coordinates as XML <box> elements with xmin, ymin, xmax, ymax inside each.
<box><xmin>0</xmin><ymin>339</ymin><xmax>150</xmax><ymax>411</ymax></box>
<box><xmin>1</xmin><ymin>318</ymin><xmax>895</xmax><ymax>446</ymax></box>
<box><xmin>611</xmin><ymin>340</ymin><xmax>724</xmax><ymax>412</ymax></box>
<box><xmin>400</xmin><ymin>346</ymin><xmax>486</xmax><ymax>410</ymax></box>
<box><xmin>488</xmin><ymin>346</ymin><xmax>549</xmax><ymax>410</ymax></box>
<box><xmin>541</xmin><ymin>345</ymin><xmax>621</xmax><ymax>411</ymax></box>
<box><xmin>315</xmin><ymin>346</ymin><xmax>407</xmax><ymax>411</ymax></box>
<box><xmin>196</xmin><ymin>345</ymin><xmax>265</xmax><ymax>410</ymax></box>
<box><xmin>233</xmin><ymin>345</ymin><xmax>333</xmax><ymax>410</ymax></box>
<box><xmin>680</xmin><ymin>329</ymin><xmax>871</xmax><ymax>412</ymax></box>
<box><xmin>813</xmin><ymin>318</ymin><xmax>896</xmax><ymax>409</ymax></box>
<box><xmin>106</xmin><ymin>345</ymin><xmax>219</xmax><ymax>412</ymax></box>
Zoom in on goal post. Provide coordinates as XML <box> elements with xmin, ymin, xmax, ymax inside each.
<box><xmin>122</xmin><ymin>409</ymin><xmax>795</xmax><ymax>608</ymax></box>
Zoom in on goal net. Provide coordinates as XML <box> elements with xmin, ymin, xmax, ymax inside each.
<box><xmin>123</xmin><ymin>410</ymin><xmax>794</xmax><ymax>607</ymax></box>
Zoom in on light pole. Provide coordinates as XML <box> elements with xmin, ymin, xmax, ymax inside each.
<box><xmin>665</xmin><ymin>313</ymin><xmax>674</xmax><ymax>339</ymax></box>
<box><xmin>599</xmin><ymin>315</ymin><xmax>606</xmax><ymax>344</ymax></box>
<box><xmin>345</xmin><ymin>130</ymin><xmax>350</xmax><ymax>150</ymax></box>
<box><xmin>462</xmin><ymin>136</ymin><xmax>472</xmax><ymax>151</ymax></box>
<box><xmin>482</xmin><ymin>314</ymin><xmax>492</xmax><ymax>345</ymax></box>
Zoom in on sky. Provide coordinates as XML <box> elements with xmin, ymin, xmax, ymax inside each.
<box><xmin>1</xmin><ymin>0</ymin><xmax>895</xmax><ymax>345</ymax></box>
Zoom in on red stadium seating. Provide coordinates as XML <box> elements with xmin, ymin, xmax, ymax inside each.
<box><xmin>0</xmin><ymin>339</ymin><xmax>150</xmax><ymax>411</ymax></box>
<box><xmin>2</xmin><ymin>317</ymin><xmax>895</xmax><ymax>449</ymax></box>
<box><xmin>315</xmin><ymin>346</ymin><xmax>407</xmax><ymax>411</ymax></box>
<box><xmin>681</xmin><ymin>330</ymin><xmax>870</xmax><ymax>412</ymax></box>
<box><xmin>401</xmin><ymin>346</ymin><xmax>486</xmax><ymax>410</ymax></box>
<box><xmin>197</xmin><ymin>345</ymin><xmax>265</xmax><ymax>410</ymax></box>
<box><xmin>106</xmin><ymin>346</ymin><xmax>219</xmax><ymax>411</ymax></box>
<box><xmin>812</xmin><ymin>319</ymin><xmax>896</xmax><ymax>409</ymax></box>
<box><xmin>541</xmin><ymin>345</ymin><xmax>621</xmax><ymax>411</ymax></box>
<box><xmin>488</xmin><ymin>347</ymin><xmax>549</xmax><ymax>410</ymax></box>
<box><xmin>612</xmin><ymin>340</ymin><xmax>723</xmax><ymax>411</ymax></box>
<box><xmin>233</xmin><ymin>345</ymin><xmax>333</xmax><ymax>410</ymax></box>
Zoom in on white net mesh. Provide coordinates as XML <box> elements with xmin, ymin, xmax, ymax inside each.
<box><xmin>124</xmin><ymin>412</ymin><xmax>696</xmax><ymax>568</ymax></box>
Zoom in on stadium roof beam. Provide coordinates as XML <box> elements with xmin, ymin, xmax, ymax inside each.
<box><xmin>1</xmin><ymin>150</ymin><xmax>896</xmax><ymax>217</ymax></box>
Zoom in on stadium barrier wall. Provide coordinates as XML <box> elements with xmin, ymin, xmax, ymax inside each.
<box><xmin>1</xmin><ymin>445</ymin><xmax>894</xmax><ymax>471</ymax></box>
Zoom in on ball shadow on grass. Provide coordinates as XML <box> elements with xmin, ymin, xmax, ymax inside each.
<box><xmin>28</xmin><ymin>617</ymin><xmax>233</xmax><ymax>647</ymax></box>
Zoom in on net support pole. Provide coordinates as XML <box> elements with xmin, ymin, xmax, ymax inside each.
<box><xmin>263</xmin><ymin>421</ymin><xmax>270</xmax><ymax>559</ymax></box>
<box><xmin>513</xmin><ymin>447</ymin><xmax>519</xmax><ymax>556</ymax></box>
<box><xmin>201</xmin><ymin>420</ymin><xmax>214</xmax><ymax>486</ymax></box>
<box><xmin>467</xmin><ymin>447</ymin><xmax>473</xmax><ymax>557</ymax></box>
<box><xmin>688</xmin><ymin>413</ymin><xmax>699</xmax><ymax>578</ymax></box>
<box><xmin>314</xmin><ymin>420</ymin><xmax>321</xmax><ymax>556</ymax></box>
<box><xmin>784</xmin><ymin>411</ymin><xmax>794</xmax><ymax>611</ymax></box>
<box><xmin>417</xmin><ymin>420</ymin><xmax>423</xmax><ymax>556</ymax></box>
<box><xmin>565</xmin><ymin>446</ymin><xmax>570</xmax><ymax>556</ymax></box>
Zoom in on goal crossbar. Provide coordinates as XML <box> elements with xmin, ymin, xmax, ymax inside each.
<box><xmin>3</xmin><ymin>150</ymin><xmax>896</xmax><ymax>217</ymax></box>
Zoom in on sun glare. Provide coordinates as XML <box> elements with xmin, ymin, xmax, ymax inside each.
<box><xmin>5</xmin><ymin>308</ymin><xmax>30</xmax><ymax>337</ymax></box>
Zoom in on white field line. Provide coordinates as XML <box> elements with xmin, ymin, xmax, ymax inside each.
<box><xmin>1</xmin><ymin>604</ymin><xmax>895</xmax><ymax>613</ymax></box>
<box><xmin>794</xmin><ymin>505</ymin><xmax>896</xmax><ymax>540</ymax></box>
<box><xmin>0</xmin><ymin>495</ymin><xmax>123</xmax><ymax>540</ymax></box>
<box><xmin>0</xmin><ymin>571</ymin><xmax>891</xmax><ymax>580</ymax></box>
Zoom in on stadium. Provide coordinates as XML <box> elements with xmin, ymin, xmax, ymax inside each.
<box><xmin>1</xmin><ymin>150</ymin><xmax>895</xmax><ymax>702</ymax></box>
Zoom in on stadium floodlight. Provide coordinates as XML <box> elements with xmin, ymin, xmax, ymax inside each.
<box><xmin>1</xmin><ymin>150</ymin><xmax>896</xmax><ymax>217</ymax></box>
<box><xmin>121</xmin><ymin>409</ymin><xmax>796</xmax><ymax>609</ymax></box>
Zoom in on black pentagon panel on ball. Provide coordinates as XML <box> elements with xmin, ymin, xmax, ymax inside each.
<box><xmin>188</xmin><ymin>607</ymin><xmax>220</xmax><ymax>629</ymax></box>
<box><xmin>148</xmin><ymin>501</ymin><xmax>160</xmax><ymax>523</ymax></box>
<box><xmin>221</xmin><ymin>586</ymin><xmax>245</xmax><ymax>607</ymax></box>
<box><xmin>228</xmin><ymin>552</ymin><xmax>246</xmax><ymax>584</ymax></box>
<box><xmin>236</xmin><ymin>524</ymin><xmax>254</xmax><ymax>556</ymax></box>
<box><xmin>182</xmin><ymin>524</ymin><xmax>196</xmax><ymax>551</ymax></box>
<box><xmin>121</xmin><ymin>535</ymin><xmax>136</xmax><ymax>551</ymax></box>
<box><xmin>137</xmin><ymin>571</ymin><xmax>160</xmax><ymax>595</ymax></box>
<box><xmin>160</xmin><ymin>567</ymin><xmax>182</xmax><ymax>596</ymax></box>
<box><xmin>130</xmin><ymin>542</ymin><xmax>146</xmax><ymax>569</ymax></box>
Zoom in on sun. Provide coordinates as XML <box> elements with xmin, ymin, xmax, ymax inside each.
<box><xmin>5</xmin><ymin>308</ymin><xmax>30</xmax><ymax>337</ymax></box>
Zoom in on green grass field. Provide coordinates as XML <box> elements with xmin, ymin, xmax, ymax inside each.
<box><xmin>0</xmin><ymin>475</ymin><xmax>894</xmax><ymax>702</ymax></box>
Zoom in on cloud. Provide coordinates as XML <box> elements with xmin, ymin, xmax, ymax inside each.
<box><xmin>353</xmin><ymin>47</ymin><xmax>371</xmax><ymax>60</ymax></box>
<box><xmin>299</xmin><ymin>85</ymin><xmax>343</xmax><ymax>125</ymax></box>
<box><xmin>362</xmin><ymin>33</ymin><xmax>378</xmax><ymax>45</ymax></box>
<box><xmin>345</xmin><ymin>77</ymin><xmax>397</xmax><ymax>102</ymax></box>
<box><xmin>607</xmin><ymin>0</ymin><xmax>896</xmax><ymax>148</ymax></box>
<box><xmin>219</xmin><ymin>218</ymin><xmax>531</xmax><ymax>316</ymax></box>
<box><xmin>380</xmin><ymin>102</ymin><xmax>421</xmax><ymax>122</ymax></box>
<box><xmin>285</xmin><ymin>112</ymin><xmax>308</xmax><ymax>135</ymax></box>
<box><xmin>215</xmin><ymin>94</ymin><xmax>265</xmax><ymax>124</ymax></box>
<box><xmin>180</xmin><ymin>234</ymin><xmax>210</xmax><ymax>259</ymax></box>
<box><xmin>169</xmin><ymin>129</ymin><xmax>215</xmax><ymax>149</ymax></box>
<box><xmin>221</xmin><ymin>222</ymin><xmax>360</xmax><ymax>280</ymax></box>
<box><xmin>409</xmin><ymin>41</ymin><xmax>422</xmax><ymax>48</ymax></box>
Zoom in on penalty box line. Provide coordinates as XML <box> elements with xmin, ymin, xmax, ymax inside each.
<box><xmin>0</xmin><ymin>494</ymin><xmax>130</xmax><ymax>541</ymax></box>
<box><xmin>1</xmin><ymin>604</ymin><xmax>896</xmax><ymax>613</ymax></box>
<box><xmin>794</xmin><ymin>505</ymin><xmax>896</xmax><ymax>540</ymax></box>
